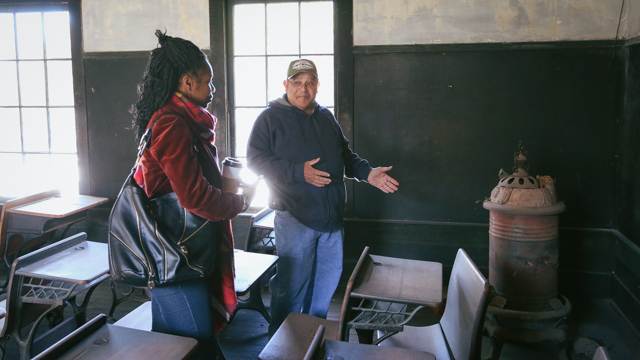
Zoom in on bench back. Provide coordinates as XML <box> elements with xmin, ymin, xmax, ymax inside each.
<box><xmin>440</xmin><ymin>248</ymin><xmax>490</xmax><ymax>360</ymax></box>
<box><xmin>337</xmin><ymin>246</ymin><xmax>370</xmax><ymax>341</ymax></box>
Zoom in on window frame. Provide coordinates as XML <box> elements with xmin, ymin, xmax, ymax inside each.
<box><xmin>223</xmin><ymin>0</ymin><xmax>342</xmax><ymax>160</ymax></box>
<box><xmin>0</xmin><ymin>0</ymin><xmax>89</xmax><ymax>195</ymax></box>
<box><xmin>210</xmin><ymin>0</ymin><xmax>354</xmax><ymax>214</ymax></box>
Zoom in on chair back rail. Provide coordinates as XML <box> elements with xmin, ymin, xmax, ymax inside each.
<box><xmin>439</xmin><ymin>248</ymin><xmax>490</xmax><ymax>360</ymax></box>
<box><xmin>303</xmin><ymin>324</ymin><xmax>325</xmax><ymax>360</ymax></box>
<box><xmin>0</xmin><ymin>190</ymin><xmax>60</xmax><ymax>258</ymax></box>
<box><xmin>337</xmin><ymin>246</ymin><xmax>370</xmax><ymax>341</ymax></box>
<box><xmin>592</xmin><ymin>346</ymin><xmax>611</xmax><ymax>360</ymax></box>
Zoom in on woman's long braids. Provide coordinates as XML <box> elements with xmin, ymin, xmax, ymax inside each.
<box><xmin>131</xmin><ymin>30</ymin><xmax>208</xmax><ymax>141</ymax></box>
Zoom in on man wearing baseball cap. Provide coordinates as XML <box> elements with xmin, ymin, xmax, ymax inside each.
<box><xmin>247</xmin><ymin>59</ymin><xmax>399</xmax><ymax>337</ymax></box>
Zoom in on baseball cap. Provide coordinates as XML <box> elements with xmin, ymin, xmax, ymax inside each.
<box><xmin>287</xmin><ymin>59</ymin><xmax>318</xmax><ymax>79</ymax></box>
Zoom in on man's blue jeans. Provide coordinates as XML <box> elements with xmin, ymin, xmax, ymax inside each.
<box><xmin>150</xmin><ymin>278</ymin><xmax>221</xmax><ymax>359</ymax></box>
<box><xmin>268</xmin><ymin>210</ymin><xmax>344</xmax><ymax>337</ymax></box>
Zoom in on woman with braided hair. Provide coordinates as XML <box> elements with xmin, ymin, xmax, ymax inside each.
<box><xmin>130</xmin><ymin>30</ymin><xmax>256</xmax><ymax>359</ymax></box>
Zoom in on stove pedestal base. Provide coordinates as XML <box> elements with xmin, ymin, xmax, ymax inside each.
<box><xmin>483</xmin><ymin>295</ymin><xmax>572</xmax><ymax>360</ymax></box>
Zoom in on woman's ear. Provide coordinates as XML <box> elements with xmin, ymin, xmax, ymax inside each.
<box><xmin>178</xmin><ymin>73</ymin><xmax>194</xmax><ymax>94</ymax></box>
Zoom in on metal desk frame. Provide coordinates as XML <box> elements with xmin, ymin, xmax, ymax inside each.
<box><xmin>0</xmin><ymin>233</ymin><xmax>109</xmax><ymax>359</ymax></box>
<box><xmin>344</xmin><ymin>247</ymin><xmax>444</xmax><ymax>344</ymax></box>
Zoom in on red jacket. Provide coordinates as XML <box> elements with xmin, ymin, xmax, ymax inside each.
<box><xmin>135</xmin><ymin>101</ymin><xmax>243</xmax><ymax>222</ymax></box>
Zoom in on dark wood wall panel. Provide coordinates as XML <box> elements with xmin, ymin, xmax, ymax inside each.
<box><xmin>351</xmin><ymin>47</ymin><xmax>621</xmax><ymax>228</ymax></box>
<box><xmin>84</xmin><ymin>55</ymin><xmax>150</xmax><ymax>201</ymax></box>
<box><xmin>613</xmin><ymin>232</ymin><xmax>640</xmax><ymax>331</ymax></box>
<box><xmin>618</xmin><ymin>42</ymin><xmax>640</xmax><ymax>246</ymax></box>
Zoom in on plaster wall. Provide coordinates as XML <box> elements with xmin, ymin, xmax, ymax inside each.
<box><xmin>354</xmin><ymin>0</ymin><xmax>626</xmax><ymax>46</ymax></box>
<box><xmin>623</xmin><ymin>0</ymin><xmax>640</xmax><ymax>39</ymax></box>
<box><xmin>82</xmin><ymin>0</ymin><xmax>209</xmax><ymax>52</ymax></box>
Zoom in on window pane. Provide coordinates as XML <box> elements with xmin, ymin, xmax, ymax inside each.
<box><xmin>267</xmin><ymin>56</ymin><xmax>298</xmax><ymax>101</ymax></box>
<box><xmin>0</xmin><ymin>14</ymin><xmax>16</xmax><ymax>60</ymax></box>
<box><xmin>0</xmin><ymin>108</ymin><xmax>22</xmax><ymax>152</ymax></box>
<box><xmin>24</xmin><ymin>153</ymin><xmax>53</xmax><ymax>194</ymax></box>
<box><xmin>44</xmin><ymin>12</ymin><xmax>71</xmax><ymax>59</ymax></box>
<box><xmin>19</xmin><ymin>61</ymin><xmax>47</xmax><ymax>106</ymax></box>
<box><xmin>0</xmin><ymin>153</ymin><xmax>24</xmax><ymax>196</ymax></box>
<box><xmin>235</xmin><ymin>108</ymin><xmax>264</xmax><ymax>158</ymax></box>
<box><xmin>49</xmin><ymin>108</ymin><xmax>76</xmax><ymax>153</ymax></box>
<box><xmin>51</xmin><ymin>154</ymin><xmax>79</xmax><ymax>195</ymax></box>
<box><xmin>306</xmin><ymin>55</ymin><xmax>334</xmax><ymax>107</ymax></box>
<box><xmin>234</xmin><ymin>4</ymin><xmax>265</xmax><ymax>56</ymax></box>
<box><xmin>16</xmin><ymin>12</ymin><xmax>44</xmax><ymax>60</ymax></box>
<box><xmin>21</xmin><ymin>108</ymin><xmax>49</xmax><ymax>152</ymax></box>
<box><xmin>234</xmin><ymin>57</ymin><xmax>266</xmax><ymax>106</ymax></box>
<box><xmin>301</xmin><ymin>2</ymin><xmax>333</xmax><ymax>54</ymax></box>
<box><xmin>47</xmin><ymin>60</ymin><xmax>74</xmax><ymax>106</ymax></box>
<box><xmin>0</xmin><ymin>61</ymin><xmax>20</xmax><ymax>106</ymax></box>
<box><xmin>266</xmin><ymin>3</ymin><xmax>299</xmax><ymax>55</ymax></box>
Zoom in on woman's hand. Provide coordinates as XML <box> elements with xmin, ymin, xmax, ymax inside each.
<box><xmin>241</xmin><ymin>175</ymin><xmax>263</xmax><ymax>211</ymax></box>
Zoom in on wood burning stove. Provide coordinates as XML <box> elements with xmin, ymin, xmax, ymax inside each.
<box><xmin>483</xmin><ymin>142</ymin><xmax>571</xmax><ymax>360</ymax></box>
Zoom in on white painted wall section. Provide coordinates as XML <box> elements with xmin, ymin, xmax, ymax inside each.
<box><xmin>623</xmin><ymin>0</ymin><xmax>640</xmax><ymax>39</ymax></box>
<box><xmin>83</xmin><ymin>0</ymin><xmax>210</xmax><ymax>52</ymax></box>
<box><xmin>354</xmin><ymin>0</ymin><xmax>627</xmax><ymax>46</ymax></box>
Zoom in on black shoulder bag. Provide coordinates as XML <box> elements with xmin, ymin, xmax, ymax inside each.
<box><xmin>108</xmin><ymin>114</ymin><xmax>218</xmax><ymax>289</ymax></box>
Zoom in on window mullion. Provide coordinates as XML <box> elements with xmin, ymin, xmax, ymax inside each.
<box><xmin>298</xmin><ymin>2</ymin><xmax>301</xmax><ymax>56</ymax></box>
<box><xmin>13</xmin><ymin>12</ymin><xmax>26</xmax><ymax>159</ymax></box>
<box><xmin>264</xmin><ymin>2</ymin><xmax>269</xmax><ymax>107</ymax></box>
<box><xmin>41</xmin><ymin>12</ymin><xmax>52</xmax><ymax>157</ymax></box>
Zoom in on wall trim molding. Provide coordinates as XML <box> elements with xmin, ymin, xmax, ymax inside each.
<box><xmin>83</xmin><ymin>49</ymin><xmax>212</xmax><ymax>60</ymax></box>
<box><xmin>353</xmin><ymin>40</ymin><xmax>623</xmax><ymax>54</ymax></box>
<box><xmin>344</xmin><ymin>218</ymin><xmax>624</xmax><ymax>233</ymax></box>
<box><xmin>623</xmin><ymin>36</ymin><xmax>640</xmax><ymax>46</ymax></box>
<box><xmin>344</xmin><ymin>218</ymin><xmax>488</xmax><ymax>228</ymax></box>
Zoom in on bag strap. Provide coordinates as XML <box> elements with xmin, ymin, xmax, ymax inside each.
<box><xmin>132</xmin><ymin>112</ymin><xmax>182</xmax><ymax>170</ymax></box>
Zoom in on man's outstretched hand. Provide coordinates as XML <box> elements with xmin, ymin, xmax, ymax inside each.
<box><xmin>304</xmin><ymin>158</ymin><xmax>331</xmax><ymax>187</ymax></box>
<box><xmin>368</xmin><ymin>166</ymin><xmax>399</xmax><ymax>193</ymax></box>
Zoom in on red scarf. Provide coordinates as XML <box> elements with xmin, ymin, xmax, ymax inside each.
<box><xmin>171</xmin><ymin>93</ymin><xmax>238</xmax><ymax>333</ymax></box>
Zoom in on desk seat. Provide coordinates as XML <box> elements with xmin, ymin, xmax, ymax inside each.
<box><xmin>114</xmin><ymin>301</ymin><xmax>152</xmax><ymax>331</ymax></box>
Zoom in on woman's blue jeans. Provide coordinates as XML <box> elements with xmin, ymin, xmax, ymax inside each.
<box><xmin>268</xmin><ymin>210</ymin><xmax>344</xmax><ymax>337</ymax></box>
<box><xmin>150</xmin><ymin>278</ymin><xmax>221</xmax><ymax>359</ymax></box>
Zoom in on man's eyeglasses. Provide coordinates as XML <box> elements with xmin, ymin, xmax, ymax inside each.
<box><xmin>288</xmin><ymin>80</ymin><xmax>318</xmax><ymax>89</ymax></box>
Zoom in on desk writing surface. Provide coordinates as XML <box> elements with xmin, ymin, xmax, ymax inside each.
<box><xmin>55</xmin><ymin>324</ymin><xmax>197</xmax><ymax>360</ymax></box>
<box><xmin>318</xmin><ymin>340</ymin><xmax>436</xmax><ymax>360</ymax></box>
<box><xmin>253</xmin><ymin>210</ymin><xmax>275</xmax><ymax>229</ymax></box>
<box><xmin>351</xmin><ymin>254</ymin><xmax>442</xmax><ymax>306</ymax></box>
<box><xmin>8</xmin><ymin>195</ymin><xmax>108</xmax><ymax>218</ymax></box>
<box><xmin>16</xmin><ymin>241</ymin><xmax>109</xmax><ymax>284</ymax></box>
<box><xmin>234</xmin><ymin>250</ymin><xmax>278</xmax><ymax>294</ymax></box>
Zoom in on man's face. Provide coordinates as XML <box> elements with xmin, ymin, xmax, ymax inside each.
<box><xmin>284</xmin><ymin>72</ymin><xmax>319</xmax><ymax>115</ymax></box>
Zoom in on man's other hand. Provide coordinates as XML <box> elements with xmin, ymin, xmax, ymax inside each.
<box><xmin>368</xmin><ymin>166</ymin><xmax>399</xmax><ymax>193</ymax></box>
<box><xmin>304</xmin><ymin>158</ymin><xmax>331</xmax><ymax>187</ymax></box>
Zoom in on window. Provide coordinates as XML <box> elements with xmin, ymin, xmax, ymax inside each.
<box><xmin>0</xmin><ymin>7</ymin><xmax>78</xmax><ymax>197</ymax></box>
<box><xmin>231</xmin><ymin>0</ymin><xmax>334</xmax><ymax>206</ymax></box>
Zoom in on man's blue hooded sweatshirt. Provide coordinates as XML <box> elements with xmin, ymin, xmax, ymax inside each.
<box><xmin>246</xmin><ymin>95</ymin><xmax>373</xmax><ymax>232</ymax></box>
